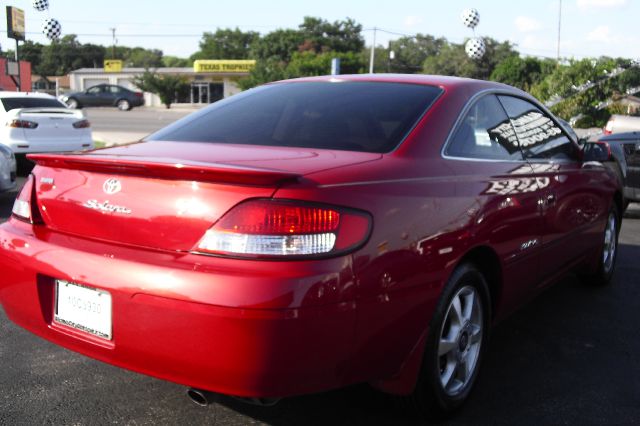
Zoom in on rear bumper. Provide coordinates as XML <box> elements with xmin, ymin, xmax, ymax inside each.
<box><xmin>2</xmin><ymin>137</ymin><xmax>94</xmax><ymax>154</ymax></box>
<box><xmin>0</xmin><ymin>219</ymin><xmax>357</xmax><ymax>398</ymax></box>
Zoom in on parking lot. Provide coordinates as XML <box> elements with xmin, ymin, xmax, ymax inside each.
<box><xmin>1</xmin><ymin>168</ymin><xmax>639</xmax><ymax>424</ymax></box>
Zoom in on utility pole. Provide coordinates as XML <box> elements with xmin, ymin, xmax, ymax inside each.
<box><xmin>556</xmin><ymin>0</ymin><xmax>562</xmax><ymax>63</ymax></box>
<box><xmin>369</xmin><ymin>27</ymin><xmax>377</xmax><ymax>74</ymax></box>
<box><xmin>109</xmin><ymin>27</ymin><xmax>116</xmax><ymax>58</ymax></box>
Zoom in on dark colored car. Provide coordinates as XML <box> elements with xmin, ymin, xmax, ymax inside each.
<box><xmin>0</xmin><ymin>75</ymin><xmax>622</xmax><ymax>420</ymax></box>
<box><xmin>597</xmin><ymin>131</ymin><xmax>640</xmax><ymax>207</ymax></box>
<box><xmin>62</xmin><ymin>84</ymin><xmax>144</xmax><ymax>111</ymax></box>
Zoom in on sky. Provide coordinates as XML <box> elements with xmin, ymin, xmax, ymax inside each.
<box><xmin>1</xmin><ymin>0</ymin><xmax>638</xmax><ymax>61</ymax></box>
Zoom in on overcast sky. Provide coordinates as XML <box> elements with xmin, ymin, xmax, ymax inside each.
<box><xmin>1</xmin><ymin>0</ymin><xmax>637</xmax><ymax>60</ymax></box>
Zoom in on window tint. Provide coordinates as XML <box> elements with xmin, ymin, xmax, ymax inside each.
<box><xmin>498</xmin><ymin>96</ymin><xmax>578</xmax><ymax>161</ymax></box>
<box><xmin>87</xmin><ymin>86</ymin><xmax>103</xmax><ymax>94</ymax></box>
<box><xmin>446</xmin><ymin>94</ymin><xmax>522</xmax><ymax>161</ymax></box>
<box><xmin>1</xmin><ymin>97</ymin><xmax>67</xmax><ymax>111</ymax></box>
<box><xmin>148</xmin><ymin>82</ymin><xmax>443</xmax><ymax>153</ymax></box>
<box><xmin>108</xmin><ymin>86</ymin><xmax>122</xmax><ymax>94</ymax></box>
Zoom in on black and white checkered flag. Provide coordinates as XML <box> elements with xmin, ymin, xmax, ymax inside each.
<box><xmin>461</xmin><ymin>8</ymin><xmax>480</xmax><ymax>29</ymax></box>
<box><xmin>42</xmin><ymin>18</ymin><xmax>62</xmax><ymax>40</ymax></box>
<box><xmin>32</xmin><ymin>0</ymin><xmax>49</xmax><ymax>11</ymax></box>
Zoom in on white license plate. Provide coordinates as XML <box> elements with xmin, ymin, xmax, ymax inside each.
<box><xmin>54</xmin><ymin>280</ymin><xmax>112</xmax><ymax>340</ymax></box>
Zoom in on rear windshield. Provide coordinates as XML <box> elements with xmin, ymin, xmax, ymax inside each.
<box><xmin>1</xmin><ymin>97</ymin><xmax>67</xmax><ymax>111</ymax></box>
<box><xmin>148</xmin><ymin>81</ymin><xmax>443</xmax><ymax>153</ymax></box>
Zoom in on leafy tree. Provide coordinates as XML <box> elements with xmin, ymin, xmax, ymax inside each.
<box><xmin>162</xmin><ymin>55</ymin><xmax>191</xmax><ymax>67</ymax></box>
<box><xmin>298</xmin><ymin>17</ymin><xmax>364</xmax><ymax>54</ymax></box>
<box><xmin>238</xmin><ymin>57</ymin><xmax>290</xmax><ymax>90</ymax></box>
<box><xmin>287</xmin><ymin>51</ymin><xmax>364</xmax><ymax>76</ymax></box>
<box><xmin>18</xmin><ymin>41</ymin><xmax>45</xmax><ymax>74</ymax></box>
<box><xmin>192</xmin><ymin>28</ymin><xmax>259</xmax><ymax>61</ymax></box>
<box><xmin>133</xmin><ymin>70</ymin><xmax>188</xmax><ymax>109</ymax></box>
<box><xmin>423</xmin><ymin>37</ymin><xmax>518</xmax><ymax>80</ymax></box>
<box><xmin>490</xmin><ymin>56</ymin><xmax>556</xmax><ymax>90</ymax></box>
<box><xmin>388</xmin><ymin>34</ymin><xmax>446</xmax><ymax>74</ymax></box>
<box><xmin>250</xmin><ymin>29</ymin><xmax>304</xmax><ymax>62</ymax></box>
<box><xmin>38</xmin><ymin>35</ymin><xmax>105</xmax><ymax>75</ymax></box>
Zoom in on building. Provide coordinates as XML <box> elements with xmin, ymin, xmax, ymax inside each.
<box><xmin>69</xmin><ymin>60</ymin><xmax>255</xmax><ymax>107</ymax></box>
<box><xmin>31</xmin><ymin>74</ymin><xmax>70</xmax><ymax>96</ymax></box>
<box><xmin>0</xmin><ymin>58</ymin><xmax>31</xmax><ymax>91</ymax></box>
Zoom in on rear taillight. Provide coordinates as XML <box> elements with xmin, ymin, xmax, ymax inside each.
<box><xmin>12</xmin><ymin>175</ymin><xmax>39</xmax><ymax>223</ymax></box>
<box><xmin>7</xmin><ymin>119</ymin><xmax>38</xmax><ymax>129</ymax></box>
<box><xmin>73</xmin><ymin>119</ymin><xmax>91</xmax><ymax>129</ymax></box>
<box><xmin>194</xmin><ymin>199</ymin><xmax>371</xmax><ymax>258</ymax></box>
<box><xmin>135</xmin><ymin>92</ymin><xmax>143</xmax><ymax>98</ymax></box>
<box><xmin>603</xmin><ymin>118</ymin><xmax>614</xmax><ymax>135</ymax></box>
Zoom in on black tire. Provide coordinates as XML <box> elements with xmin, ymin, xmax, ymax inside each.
<box><xmin>66</xmin><ymin>98</ymin><xmax>80</xmax><ymax>109</ymax></box>
<box><xmin>580</xmin><ymin>202</ymin><xmax>620</xmax><ymax>286</ymax></box>
<box><xmin>407</xmin><ymin>263</ymin><xmax>491</xmax><ymax>421</ymax></box>
<box><xmin>117</xmin><ymin>99</ymin><xmax>131</xmax><ymax>111</ymax></box>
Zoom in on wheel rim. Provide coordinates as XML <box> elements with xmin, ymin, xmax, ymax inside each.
<box><xmin>437</xmin><ymin>285</ymin><xmax>483</xmax><ymax>396</ymax></box>
<box><xmin>119</xmin><ymin>101</ymin><xmax>129</xmax><ymax>110</ymax></box>
<box><xmin>603</xmin><ymin>211</ymin><xmax>617</xmax><ymax>273</ymax></box>
<box><xmin>68</xmin><ymin>100</ymin><xmax>77</xmax><ymax>108</ymax></box>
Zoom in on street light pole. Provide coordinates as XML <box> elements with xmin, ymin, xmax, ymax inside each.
<box><xmin>556</xmin><ymin>0</ymin><xmax>562</xmax><ymax>63</ymax></box>
<box><xmin>369</xmin><ymin>27</ymin><xmax>377</xmax><ymax>74</ymax></box>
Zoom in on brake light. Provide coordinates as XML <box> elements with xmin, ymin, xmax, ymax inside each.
<box><xmin>135</xmin><ymin>92</ymin><xmax>143</xmax><ymax>98</ymax></box>
<box><xmin>195</xmin><ymin>199</ymin><xmax>371</xmax><ymax>258</ymax></box>
<box><xmin>12</xmin><ymin>175</ymin><xmax>38</xmax><ymax>222</ymax></box>
<box><xmin>7</xmin><ymin>119</ymin><xmax>38</xmax><ymax>129</ymax></box>
<box><xmin>72</xmin><ymin>119</ymin><xmax>91</xmax><ymax>129</ymax></box>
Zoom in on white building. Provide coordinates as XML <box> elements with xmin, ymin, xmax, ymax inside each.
<box><xmin>68</xmin><ymin>61</ymin><xmax>255</xmax><ymax>107</ymax></box>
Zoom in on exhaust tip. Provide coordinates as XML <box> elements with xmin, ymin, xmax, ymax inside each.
<box><xmin>187</xmin><ymin>388</ymin><xmax>211</xmax><ymax>407</ymax></box>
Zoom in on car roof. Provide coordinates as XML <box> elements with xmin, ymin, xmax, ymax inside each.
<box><xmin>269</xmin><ymin>73</ymin><xmax>524</xmax><ymax>94</ymax></box>
<box><xmin>0</xmin><ymin>91</ymin><xmax>56</xmax><ymax>99</ymax></box>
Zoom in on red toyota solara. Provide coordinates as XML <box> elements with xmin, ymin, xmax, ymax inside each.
<box><xmin>0</xmin><ymin>75</ymin><xmax>621</xmax><ymax>418</ymax></box>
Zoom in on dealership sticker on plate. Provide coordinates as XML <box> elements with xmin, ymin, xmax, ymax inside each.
<box><xmin>54</xmin><ymin>280</ymin><xmax>112</xmax><ymax>340</ymax></box>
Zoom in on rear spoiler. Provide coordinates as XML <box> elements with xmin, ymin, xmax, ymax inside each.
<box><xmin>27</xmin><ymin>153</ymin><xmax>301</xmax><ymax>186</ymax></box>
<box><xmin>11</xmin><ymin>107</ymin><xmax>82</xmax><ymax>116</ymax></box>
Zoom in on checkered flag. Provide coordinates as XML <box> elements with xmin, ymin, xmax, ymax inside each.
<box><xmin>42</xmin><ymin>18</ymin><xmax>62</xmax><ymax>40</ymax></box>
<box><xmin>461</xmin><ymin>8</ymin><xmax>480</xmax><ymax>29</ymax></box>
<box><xmin>465</xmin><ymin>37</ymin><xmax>486</xmax><ymax>60</ymax></box>
<box><xmin>32</xmin><ymin>0</ymin><xmax>49</xmax><ymax>11</ymax></box>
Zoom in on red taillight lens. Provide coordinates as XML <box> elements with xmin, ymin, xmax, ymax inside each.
<box><xmin>12</xmin><ymin>175</ymin><xmax>36</xmax><ymax>222</ymax></box>
<box><xmin>7</xmin><ymin>119</ymin><xmax>38</xmax><ymax>129</ymax></box>
<box><xmin>73</xmin><ymin>119</ymin><xmax>91</xmax><ymax>129</ymax></box>
<box><xmin>195</xmin><ymin>199</ymin><xmax>371</xmax><ymax>258</ymax></box>
<box><xmin>135</xmin><ymin>92</ymin><xmax>143</xmax><ymax>98</ymax></box>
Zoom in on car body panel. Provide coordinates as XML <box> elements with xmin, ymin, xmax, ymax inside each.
<box><xmin>0</xmin><ymin>75</ymin><xmax>621</xmax><ymax>399</ymax></box>
<box><xmin>600</xmin><ymin>131</ymin><xmax>640</xmax><ymax>202</ymax></box>
<box><xmin>64</xmin><ymin>84</ymin><xmax>144</xmax><ymax>109</ymax></box>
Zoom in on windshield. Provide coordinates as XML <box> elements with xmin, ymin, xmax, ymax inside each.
<box><xmin>1</xmin><ymin>97</ymin><xmax>68</xmax><ymax>111</ymax></box>
<box><xmin>148</xmin><ymin>81</ymin><xmax>443</xmax><ymax>153</ymax></box>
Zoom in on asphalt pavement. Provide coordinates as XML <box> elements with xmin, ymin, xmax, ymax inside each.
<box><xmin>84</xmin><ymin>106</ymin><xmax>198</xmax><ymax>145</ymax></box>
<box><xmin>1</xmin><ymin>178</ymin><xmax>640</xmax><ymax>425</ymax></box>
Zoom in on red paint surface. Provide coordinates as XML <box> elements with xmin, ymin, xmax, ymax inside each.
<box><xmin>0</xmin><ymin>75</ymin><xmax>620</xmax><ymax>398</ymax></box>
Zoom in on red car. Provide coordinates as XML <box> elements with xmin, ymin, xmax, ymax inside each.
<box><xmin>0</xmin><ymin>75</ymin><xmax>621</xmax><ymax>419</ymax></box>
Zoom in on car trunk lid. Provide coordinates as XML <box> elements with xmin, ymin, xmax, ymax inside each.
<box><xmin>28</xmin><ymin>142</ymin><xmax>380</xmax><ymax>252</ymax></box>
<box><xmin>10</xmin><ymin>108</ymin><xmax>89</xmax><ymax>142</ymax></box>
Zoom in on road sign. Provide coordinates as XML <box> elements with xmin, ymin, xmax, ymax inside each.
<box><xmin>6</xmin><ymin>6</ymin><xmax>25</xmax><ymax>41</ymax></box>
<box><xmin>5</xmin><ymin>60</ymin><xmax>19</xmax><ymax>76</ymax></box>
<box><xmin>104</xmin><ymin>59</ymin><xmax>123</xmax><ymax>73</ymax></box>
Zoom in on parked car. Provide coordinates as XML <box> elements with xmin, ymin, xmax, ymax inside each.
<box><xmin>603</xmin><ymin>114</ymin><xmax>640</xmax><ymax>135</ymax></box>
<box><xmin>62</xmin><ymin>84</ymin><xmax>144</xmax><ymax>111</ymax></box>
<box><xmin>597</xmin><ymin>131</ymin><xmax>640</xmax><ymax>207</ymax></box>
<box><xmin>0</xmin><ymin>144</ymin><xmax>17</xmax><ymax>193</ymax></box>
<box><xmin>0</xmin><ymin>75</ymin><xmax>622</xmax><ymax>420</ymax></box>
<box><xmin>0</xmin><ymin>91</ymin><xmax>94</xmax><ymax>158</ymax></box>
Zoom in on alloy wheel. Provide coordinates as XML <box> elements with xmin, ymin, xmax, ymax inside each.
<box><xmin>437</xmin><ymin>285</ymin><xmax>483</xmax><ymax>396</ymax></box>
<box><xmin>602</xmin><ymin>211</ymin><xmax>617</xmax><ymax>274</ymax></box>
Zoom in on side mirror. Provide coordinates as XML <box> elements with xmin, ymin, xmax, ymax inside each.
<box><xmin>582</xmin><ymin>141</ymin><xmax>612</xmax><ymax>162</ymax></box>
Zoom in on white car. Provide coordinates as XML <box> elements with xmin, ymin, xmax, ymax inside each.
<box><xmin>0</xmin><ymin>144</ymin><xmax>17</xmax><ymax>193</ymax></box>
<box><xmin>0</xmin><ymin>91</ymin><xmax>94</xmax><ymax>155</ymax></box>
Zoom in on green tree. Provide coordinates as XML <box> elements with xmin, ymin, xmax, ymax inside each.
<box><xmin>192</xmin><ymin>28</ymin><xmax>259</xmax><ymax>61</ymax></box>
<box><xmin>423</xmin><ymin>37</ymin><xmax>518</xmax><ymax>80</ymax></box>
<box><xmin>162</xmin><ymin>55</ymin><xmax>191</xmax><ymax>67</ymax></box>
<box><xmin>388</xmin><ymin>34</ymin><xmax>446</xmax><ymax>74</ymax></box>
<box><xmin>133</xmin><ymin>70</ymin><xmax>188</xmax><ymax>109</ymax></box>
<box><xmin>250</xmin><ymin>29</ymin><xmax>304</xmax><ymax>62</ymax></box>
<box><xmin>490</xmin><ymin>56</ymin><xmax>556</xmax><ymax>90</ymax></box>
<box><xmin>287</xmin><ymin>51</ymin><xmax>365</xmax><ymax>76</ymax></box>
<box><xmin>38</xmin><ymin>35</ymin><xmax>105</xmax><ymax>75</ymax></box>
<box><xmin>238</xmin><ymin>57</ymin><xmax>290</xmax><ymax>90</ymax></box>
<box><xmin>298</xmin><ymin>17</ymin><xmax>364</xmax><ymax>54</ymax></box>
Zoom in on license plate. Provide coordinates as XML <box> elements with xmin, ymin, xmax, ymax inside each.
<box><xmin>54</xmin><ymin>280</ymin><xmax>112</xmax><ymax>340</ymax></box>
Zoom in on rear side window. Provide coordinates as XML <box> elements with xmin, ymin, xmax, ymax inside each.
<box><xmin>148</xmin><ymin>82</ymin><xmax>443</xmax><ymax>153</ymax></box>
<box><xmin>445</xmin><ymin>94</ymin><xmax>523</xmax><ymax>161</ymax></box>
<box><xmin>1</xmin><ymin>97</ymin><xmax>67</xmax><ymax>111</ymax></box>
<box><xmin>498</xmin><ymin>96</ymin><xmax>578</xmax><ymax>161</ymax></box>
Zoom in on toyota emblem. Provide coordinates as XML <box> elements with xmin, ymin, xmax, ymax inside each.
<box><xmin>103</xmin><ymin>178</ymin><xmax>122</xmax><ymax>194</ymax></box>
